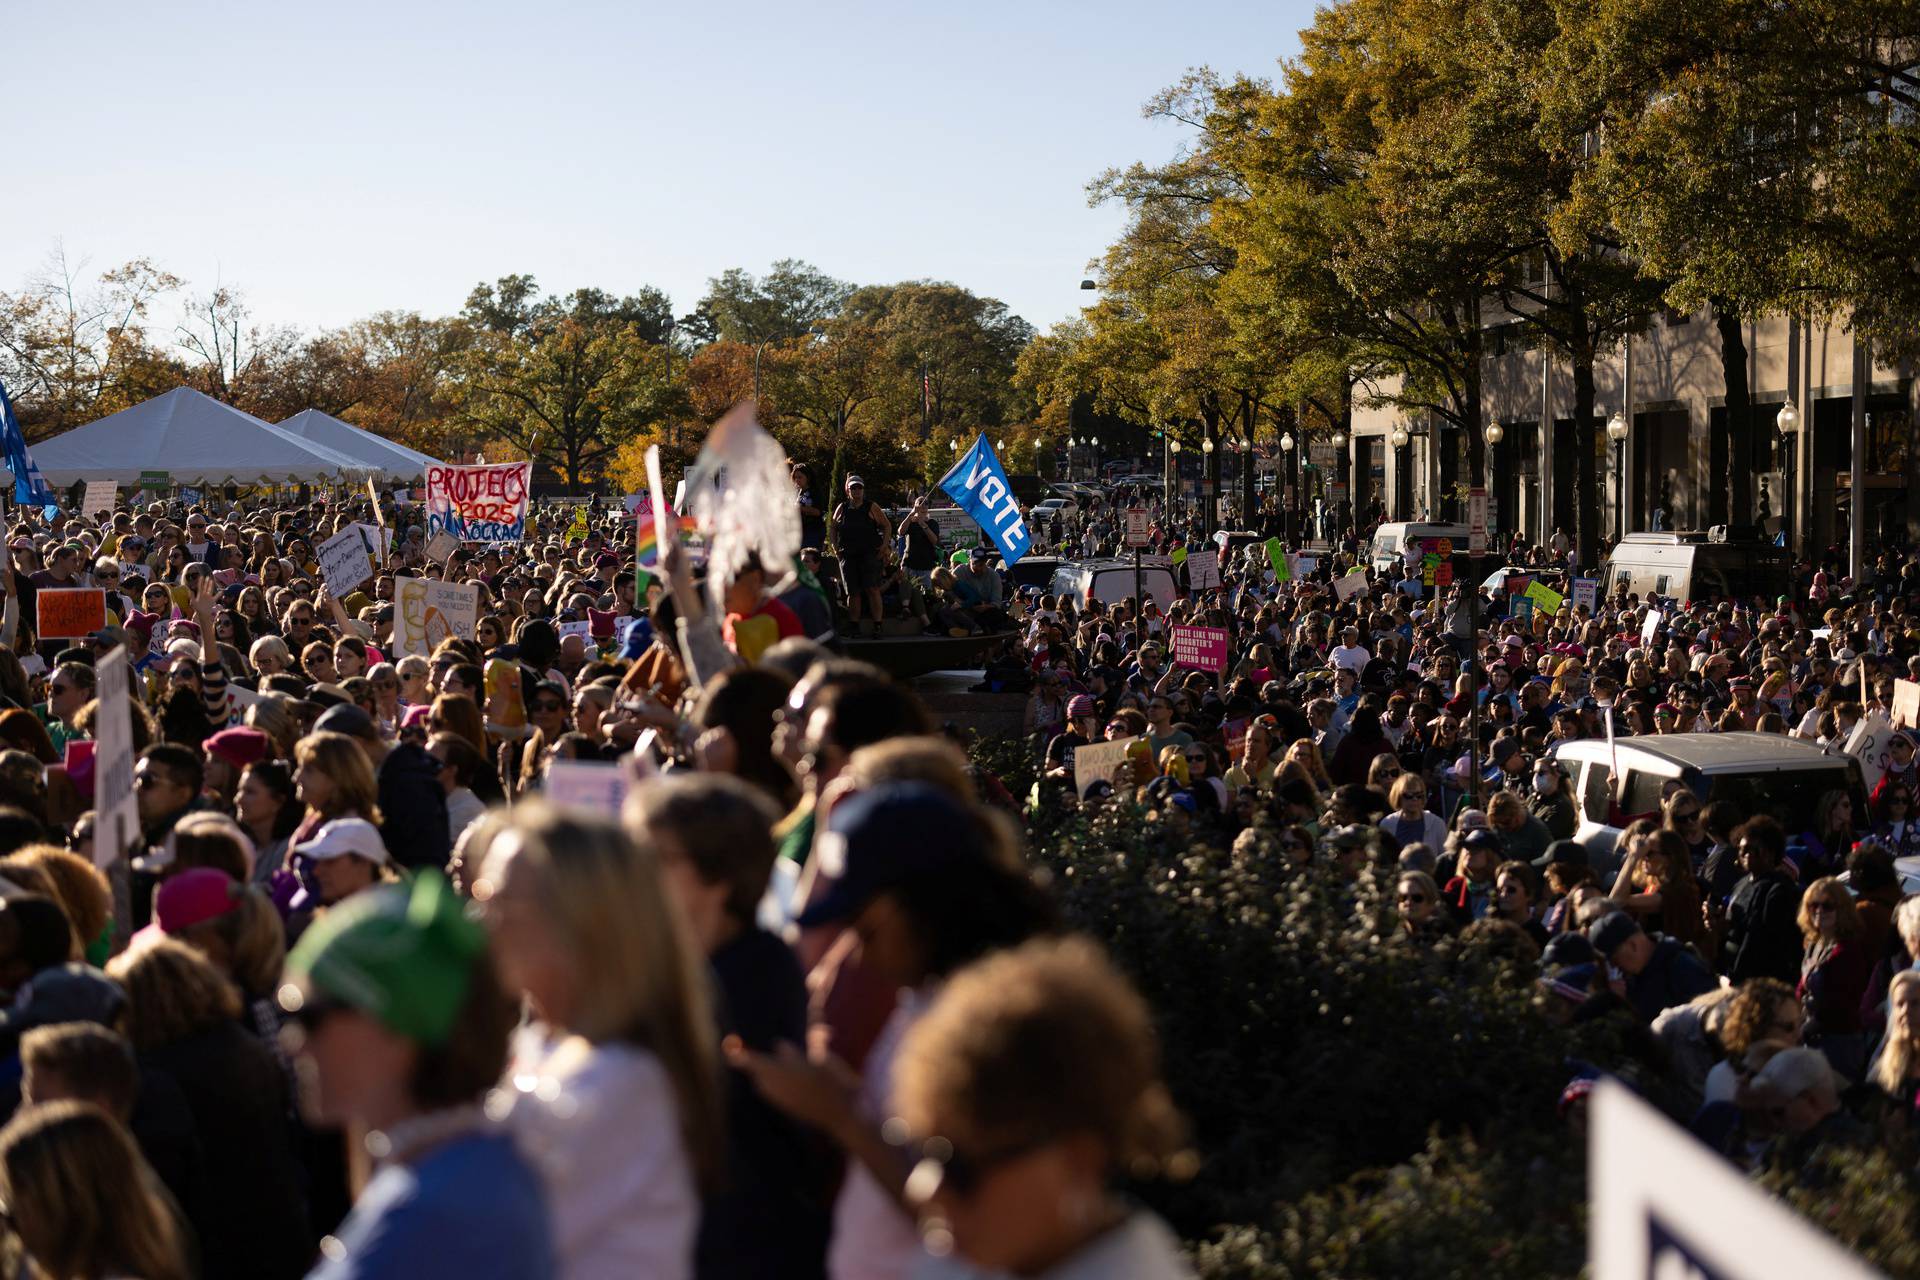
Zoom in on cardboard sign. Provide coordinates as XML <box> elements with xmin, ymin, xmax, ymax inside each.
<box><xmin>1844</xmin><ymin>711</ymin><xmax>1895</xmax><ymax>792</ymax></box>
<box><xmin>1187</xmin><ymin>549</ymin><xmax>1220</xmax><ymax>590</ymax></box>
<box><xmin>424</xmin><ymin>531</ymin><xmax>462</xmax><ymax>564</ymax></box>
<box><xmin>92</xmin><ymin>646</ymin><xmax>137</xmax><ymax>873</ymax></box>
<box><xmin>425</xmin><ymin>461</ymin><xmax>532</xmax><ymax>542</ymax></box>
<box><xmin>1223</xmin><ymin>716</ymin><xmax>1249</xmax><ymax>758</ymax></box>
<box><xmin>1889</xmin><ymin>678</ymin><xmax>1920</xmax><ymax>731</ymax></box>
<box><xmin>392</xmin><ymin>577</ymin><xmax>481</xmax><ymax>658</ymax></box>
<box><xmin>1266</xmin><ymin>537</ymin><xmax>1290</xmax><ymax>581</ymax></box>
<box><xmin>1511</xmin><ymin>595</ymin><xmax>1535</xmax><ymax>622</ymax></box>
<box><xmin>1123</xmin><ymin>508</ymin><xmax>1151</xmax><ymax>549</ymax></box>
<box><xmin>317</xmin><ymin>526</ymin><xmax>376</xmax><ymax>595</ymax></box>
<box><xmin>1641</xmin><ymin>608</ymin><xmax>1662</xmax><ymax>645</ymax></box>
<box><xmin>1293</xmin><ymin>554</ymin><xmax>1317</xmax><ymax>577</ymax></box>
<box><xmin>1073</xmin><ymin>735</ymin><xmax>1141</xmax><ymax>798</ymax></box>
<box><xmin>1571</xmin><ymin>577</ymin><xmax>1599</xmax><ymax>614</ymax></box>
<box><xmin>1524</xmin><ymin>580</ymin><xmax>1564</xmax><ymax>614</ymax></box>
<box><xmin>1591</xmin><ymin>1079</ymin><xmax>1878</xmax><ymax>1280</ymax></box>
<box><xmin>36</xmin><ymin>588</ymin><xmax>106</xmax><ymax>639</ymax></box>
<box><xmin>1170</xmin><ymin>625</ymin><xmax>1229</xmax><ymax>673</ymax></box>
<box><xmin>82</xmin><ymin>480</ymin><xmax>116</xmax><ymax>520</ymax></box>
<box><xmin>557</xmin><ymin>620</ymin><xmax>594</xmax><ymax>643</ymax></box>
<box><xmin>543</xmin><ymin>760</ymin><xmax>630</xmax><ymax>818</ymax></box>
<box><xmin>1332</xmin><ymin>570</ymin><xmax>1368</xmax><ymax>603</ymax></box>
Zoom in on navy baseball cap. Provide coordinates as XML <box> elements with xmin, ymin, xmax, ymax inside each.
<box><xmin>794</xmin><ymin>782</ymin><xmax>988</xmax><ymax>928</ymax></box>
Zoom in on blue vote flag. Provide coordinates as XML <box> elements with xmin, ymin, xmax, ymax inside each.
<box><xmin>938</xmin><ymin>433</ymin><xmax>1030</xmax><ymax>566</ymax></box>
<box><xmin>0</xmin><ymin>376</ymin><xmax>56</xmax><ymax>509</ymax></box>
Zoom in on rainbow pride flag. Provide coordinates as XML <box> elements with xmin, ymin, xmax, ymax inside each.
<box><xmin>635</xmin><ymin>512</ymin><xmax>699</xmax><ymax>567</ymax></box>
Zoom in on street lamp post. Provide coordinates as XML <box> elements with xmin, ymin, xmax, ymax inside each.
<box><xmin>1606</xmin><ymin>412</ymin><xmax>1629</xmax><ymax>541</ymax></box>
<box><xmin>1775</xmin><ymin>402</ymin><xmax>1801</xmax><ymax>553</ymax></box>
<box><xmin>1330</xmin><ymin>428</ymin><xmax>1347</xmax><ymax>538</ymax></box>
<box><xmin>1279</xmin><ymin>432</ymin><xmax>1296</xmax><ymax>546</ymax></box>
<box><xmin>1389</xmin><ymin>425</ymin><xmax>1411</xmax><ymax>519</ymax></box>
<box><xmin>1201</xmin><ymin>433</ymin><xmax>1216</xmax><ymax>538</ymax></box>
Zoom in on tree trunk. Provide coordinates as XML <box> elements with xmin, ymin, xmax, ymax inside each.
<box><xmin>1456</xmin><ymin>291</ymin><xmax>1484</xmax><ymax>522</ymax></box>
<box><xmin>1714</xmin><ymin>303</ymin><xmax>1754</xmax><ymax>528</ymax></box>
<box><xmin>1572</xmin><ymin>353</ymin><xmax>1599</xmax><ymax>572</ymax></box>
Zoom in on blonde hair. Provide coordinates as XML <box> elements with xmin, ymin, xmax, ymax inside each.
<box><xmin>105</xmin><ymin>939</ymin><xmax>242</xmax><ymax>1052</ymax></box>
<box><xmin>1796</xmin><ymin>875</ymin><xmax>1864</xmax><ymax>947</ymax></box>
<box><xmin>471</xmin><ymin>802</ymin><xmax>723</xmax><ymax>1187</ymax></box>
<box><xmin>294</xmin><ymin>731</ymin><xmax>383</xmax><ymax>826</ymax></box>
<box><xmin>1873</xmin><ymin>969</ymin><xmax>1920</xmax><ymax>1094</ymax></box>
<box><xmin>173</xmin><ymin>881</ymin><xmax>287</xmax><ymax>1003</ymax></box>
<box><xmin>244</xmin><ymin>693</ymin><xmax>300</xmax><ymax>759</ymax></box>
<box><xmin>0</xmin><ymin>1101</ymin><xmax>189</xmax><ymax>1280</ymax></box>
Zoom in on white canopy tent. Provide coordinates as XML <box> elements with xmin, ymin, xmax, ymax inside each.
<box><xmin>30</xmin><ymin>387</ymin><xmax>368</xmax><ymax>486</ymax></box>
<box><xmin>278</xmin><ymin>409</ymin><xmax>440</xmax><ymax>480</ymax></box>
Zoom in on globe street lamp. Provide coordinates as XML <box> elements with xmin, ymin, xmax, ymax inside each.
<box><xmin>1606</xmin><ymin>412</ymin><xmax>1629</xmax><ymax>538</ymax></box>
<box><xmin>1389</xmin><ymin>426</ymin><xmax>1410</xmax><ymax>519</ymax></box>
<box><xmin>1279</xmin><ymin>433</ymin><xmax>1297</xmax><ymax>543</ymax></box>
<box><xmin>1483</xmin><ymin>422</ymin><xmax>1504</xmax><ymax>446</ymax></box>
<box><xmin>1776</xmin><ymin>401</ymin><xmax>1801</xmax><ymax>553</ymax></box>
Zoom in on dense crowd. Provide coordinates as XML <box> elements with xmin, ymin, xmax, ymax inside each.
<box><xmin>0</xmin><ymin>455</ymin><xmax>1913</xmax><ymax>1279</ymax></box>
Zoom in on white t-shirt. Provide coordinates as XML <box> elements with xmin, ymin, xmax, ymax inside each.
<box><xmin>832</xmin><ymin>989</ymin><xmax>934</xmax><ymax>1280</ymax></box>
<box><xmin>915</xmin><ymin>1210</ymin><xmax>1193</xmax><ymax>1280</ymax></box>
<box><xmin>1329</xmin><ymin>643</ymin><xmax>1371</xmax><ymax>675</ymax></box>
<box><xmin>500</xmin><ymin>1030</ymin><xmax>698</xmax><ymax>1280</ymax></box>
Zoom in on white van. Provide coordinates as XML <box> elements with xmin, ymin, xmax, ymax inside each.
<box><xmin>1368</xmin><ymin>522</ymin><xmax>1471</xmax><ymax>574</ymax></box>
<box><xmin>1050</xmin><ymin>558</ymin><xmax>1180</xmax><ymax>608</ymax></box>
<box><xmin>1600</xmin><ymin>530</ymin><xmax>1791</xmax><ymax>605</ymax></box>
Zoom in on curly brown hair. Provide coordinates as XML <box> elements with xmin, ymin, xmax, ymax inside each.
<box><xmin>1719</xmin><ymin>978</ymin><xmax>1798</xmax><ymax>1061</ymax></box>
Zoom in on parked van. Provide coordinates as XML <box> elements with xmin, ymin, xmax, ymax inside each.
<box><xmin>1050</xmin><ymin>558</ymin><xmax>1180</xmax><ymax>608</ymax></box>
<box><xmin>1368</xmin><ymin>522</ymin><xmax>1471</xmax><ymax>574</ymax></box>
<box><xmin>1549</xmin><ymin>731</ymin><xmax>1866</xmax><ymax>879</ymax></box>
<box><xmin>1600</xmin><ymin>530</ymin><xmax>1790</xmax><ymax>605</ymax></box>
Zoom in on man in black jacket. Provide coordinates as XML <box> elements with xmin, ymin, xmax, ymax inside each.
<box><xmin>1716</xmin><ymin>814</ymin><xmax>1805</xmax><ymax>983</ymax></box>
<box><xmin>312</xmin><ymin>703</ymin><xmax>450</xmax><ymax>872</ymax></box>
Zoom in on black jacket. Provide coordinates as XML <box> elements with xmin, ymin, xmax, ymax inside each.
<box><xmin>379</xmin><ymin>741</ymin><xmax>451</xmax><ymax>871</ymax></box>
<box><xmin>1721</xmin><ymin>871</ymin><xmax>1805</xmax><ymax>984</ymax></box>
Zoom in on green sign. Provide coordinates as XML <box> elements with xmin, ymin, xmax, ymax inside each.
<box><xmin>1266</xmin><ymin>537</ymin><xmax>1290</xmax><ymax>581</ymax></box>
<box><xmin>138</xmin><ymin>471</ymin><xmax>170</xmax><ymax>493</ymax></box>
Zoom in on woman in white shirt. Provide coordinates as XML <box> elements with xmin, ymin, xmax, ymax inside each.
<box><xmin>1377</xmin><ymin>774</ymin><xmax>1447</xmax><ymax>852</ymax></box>
<box><xmin>894</xmin><ymin>936</ymin><xmax>1195</xmax><ymax>1280</ymax></box>
<box><xmin>469</xmin><ymin>802</ymin><xmax>723</xmax><ymax>1280</ymax></box>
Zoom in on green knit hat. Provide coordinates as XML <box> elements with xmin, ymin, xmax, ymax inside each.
<box><xmin>284</xmin><ymin>873</ymin><xmax>486</xmax><ymax>1047</ymax></box>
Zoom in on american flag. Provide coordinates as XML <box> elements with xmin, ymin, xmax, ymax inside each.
<box><xmin>922</xmin><ymin>370</ymin><xmax>932</xmax><ymax>415</ymax></box>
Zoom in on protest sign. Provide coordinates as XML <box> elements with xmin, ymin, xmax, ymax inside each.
<box><xmin>425</xmin><ymin>461</ymin><xmax>532</xmax><ymax>542</ymax></box>
<box><xmin>1511</xmin><ymin>594</ymin><xmax>1535</xmax><ymax>622</ymax></box>
<box><xmin>1591</xmin><ymin>1079</ymin><xmax>1877</xmax><ymax>1280</ymax></box>
<box><xmin>1844</xmin><ymin>711</ymin><xmax>1895</xmax><ymax>791</ymax></box>
<box><xmin>557</xmin><ymin>620</ymin><xmax>594</xmax><ymax>643</ymax></box>
<box><xmin>1186</xmin><ymin>549</ymin><xmax>1219</xmax><ymax>589</ymax></box>
<box><xmin>1893</xmin><ymin>679</ymin><xmax>1920</xmax><ymax>731</ymax></box>
<box><xmin>1223</xmin><ymin>717</ymin><xmax>1249</xmax><ymax>758</ymax></box>
<box><xmin>392</xmin><ymin>577</ymin><xmax>481</xmax><ymax>658</ymax></box>
<box><xmin>1504</xmin><ymin>574</ymin><xmax>1532</xmax><ymax>595</ymax></box>
<box><xmin>92</xmin><ymin>646</ymin><xmax>136</xmax><ymax>873</ymax></box>
<box><xmin>544</xmin><ymin>760</ymin><xmax>630</xmax><ymax>818</ymax></box>
<box><xmin>317</xmin><ymin>527</ymin><xmax>376</xmax><ymax>595</ymax></box>
<box><xmin>1073</xmin><ymin>735</ymin><xmax>1141</xmax><ymax>798</ymax></box>
<box><xmin>1292</xmin><ymin>554</ymin><xmax>1317</xmax><ymax>577</ymax></box>
<box><xmin>178</xmin><ymin>486</ymin><xmax>201</xmax><ymax>506</ymax></box>
<box><xmin>1641</xmin><ymin>608</ymin><xmax>1662</xmax><ymax>645</ymax></box>
<box><xmin>1571</xmin><ymin>577</ymin><xmax>1598</xmax><ymax>614</ymax></box>
<box><xmin>424</xmin><ymin>531</ymin><xmax>461</xmax><ymax>563</ymax></box>
<box><xmin>1332</xmin><ymin>571</ymin><xmax>1368</xmax><ymax>603</ymax></box>
<box><xmin>1170</xmin><ymin>625</ymin><xmax>1229</xmax><ymax>673</ymax></box>
<box><xmin>1524</xmin><ymin>580</ymin><xmax>1564</xmax><ymax>614</ymax></box>
<box><xmin>1265</xmin><ymin>537</ymin><xmax>1290</xmax><ymax>581</ymax></box>
<box><xmin>36</xmin><ymin>588</ymin><xmax>105</xmax><ymax>639</ymax></box>
<box><xmin>82</xmin><ymin>480</ymin><xmax>116</xmax><ymax>519</ymax></box>
<box><xmin>1170</xmin><ymin>546</ymin><xmax>1187</xmax><ymax>566</ymax></box>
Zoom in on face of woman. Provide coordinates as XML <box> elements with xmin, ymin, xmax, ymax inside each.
<box><xmin>530</xmin><ymin>692</ymin><xmax>569</xmax><ymax>738</ymax></box>
<box><xmin>1808</xmin><ymin>893</ymin><xmax>1843</xmax><ymax>939</ymax></box>
<box><xmin>236</xmin><ymin>769</ymin><xmax>279</xmax><ymax>829</ymax></box>
<box><xmin>478</xmin><ymin>622</ymin><xmax>501</xmax><ymax>648</ymax></box>
<box><xmin>477</xmin><ymin>841</ymin><xmax>579</xmax><ymax>1027</ymax></box>
<box><xmin>1495</xmin><ymin>874</ymin><xmax>1532</xmax><ymax>920</ymax></box>
<box><xmin>295</xmin><ymin>761</ymin><xmax>335</xmax><ymax>813</ymax></box>
<box><xmin>911</xmin><ymin>1127</ymin><xmax>1104</xmax><ymax>1277</ymax></box>
<box><xmin>286</xmin><ymin>1004</ymin><xmax>416</xmax><ymax>1129</ymax></box>
<box><xmin>1397</xmin><ymin>879</ymin><xmax>1436</xmax><ymax>923</ymax></box>
<box><xmin>852</xmin><ymin>892</ymin><xmax>926</xmax><ymax>989</ymax></box>
<box><xmin>1892</xmin><ymin>983</ymin><xmax>1920</xmax><ymax>1043</ymax></box>
<box><xmin>334</xmin><ymin>647</ymin><xmax>366</xmax><ymax>679</ymax></box>
<box><xmin>311</xmin><ymin>853</ymin><xmax>377</xmax><ymax>906</ymax></box>
<box><xmin>443</xmin><ymin>673</ymin><xmax>472</xmax><ymax>700</ymax></box>
<box><xmin>1397</xmin><ymin>783</ymin><xmax>1426</xmax><ymax>815</ymax></box>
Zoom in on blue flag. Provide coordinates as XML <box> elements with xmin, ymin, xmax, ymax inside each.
<box><xmin>0</xmin><ymin>377</ymin><xmax>56</xmax><ymax>509</ymax></box>
<box><xmin>938</xmin><ymin>433</ymin><xmax>1030</xmax><ymax>566</ymax></box>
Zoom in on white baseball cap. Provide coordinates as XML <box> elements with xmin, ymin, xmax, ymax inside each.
<box><xmin>294</xmin><ymin>818</ymin><xmax>390</xmax><ymax>866</ymax></box>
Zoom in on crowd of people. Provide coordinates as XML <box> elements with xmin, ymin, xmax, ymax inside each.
<box><xmin>0</xmin><ymin>455</ymin><xmax>1912</xmax><ymax>1278</ymax></box>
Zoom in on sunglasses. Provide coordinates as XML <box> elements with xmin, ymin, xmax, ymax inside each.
<box><xmin>903</xmin><ymin>1135</ymin><xmax>1033</xmax><ymax>1201</ymax></box>
<box><xmin>533</xmin><ymin>700</ymin><xmax>566</xmax><ymax>713</ymax></box>
<box><xmin>1397</xmin><ymin>892</ymin><xmax>1430</xmax><ymax>904</ymax></box>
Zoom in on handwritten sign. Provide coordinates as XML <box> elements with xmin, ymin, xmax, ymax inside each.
<box><xmin>1186</xmin><ymin>549</ymin><xmax>1220</xmax><ymax>590</ymax></box>
<box><xmin>36</xmin><ymin>588</ymin><xmax>106</xmax><ymax>639</ymax></box>
<box><xmin>1844</xmin><ymin>711</ymin><xmax>1895</xmax><ymax>791</ymax></box>
<box><xmin>392</xmin><ymin>577</ymin><xmax>481</xmax><ymax>658</ymax></box>
<box><xmin>317</xmin><ymin>526</ymin><xmax>376</xmax><ymax>596</ymax></box>
<box><xmin>1170</xmin><ymin>624</ymin><xmax>1229</xmax><ymax>673</ymax></box>
<box><xmin>1883</xmin><ymin>677</ymin><xmax>1920</xmax><ymax>731</ymax></box>
<box><xmin>1641</xmin><ymin>608</ymin><xmax>1662</xmax><ymax>645</ymax></box>
<box><xmin>1332</xmin><ymin>570</ymin><xmax>1368</xmax><ymax>603</ymax></box>
<box><xmin>543</xmin><ymin>760</ymin><xmax>630</xmax><ymax>817</ymax></box>
<box><xmin>423</xmin><ymin>531</ymin><xmax>461</xmax><ymax>564</ymax></box>
<box><xmin>1524</xmin><ymin>580</ymin><xmax>1564</xmax><ymax>614</ymax></box>
<box><xmin>93</xmin><ymin>646</ymin><xmax>137</xmax><ymax>873</ymax></box>
<box><xmin>1571</xmin><ymin>577</ymin><xmax>1598</xmax><ymax>614</ymax></box>
<box><xmin>1265</xmin><ymin>537</ymin><xmax>1290</xmax><ymax>582</ymax></box>
<box><xmin>1073</xmin><ymin>735</ymin><xmax>1142</xmax><ymax>798</ymax></box>
<box><xmin>82</xmin><ymin>480</ymin><xmax>116</xmax><ymax>520</ymax></box>
<box><xmin>426</xmin><ymin>461</ymin><xmax>532</xmax><ymax>542</ymax></box>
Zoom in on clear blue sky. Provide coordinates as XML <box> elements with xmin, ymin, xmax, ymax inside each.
<box><xmin>4</xmin><ymin>0</ymin><xmax>1311</xmax><ymax>339</ymax></box>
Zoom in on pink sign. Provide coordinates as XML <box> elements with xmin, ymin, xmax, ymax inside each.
<box><xmin>1170</xmin><ymin>625</ymin><xmax>1229</xmax><ymax>673</ymax></box>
